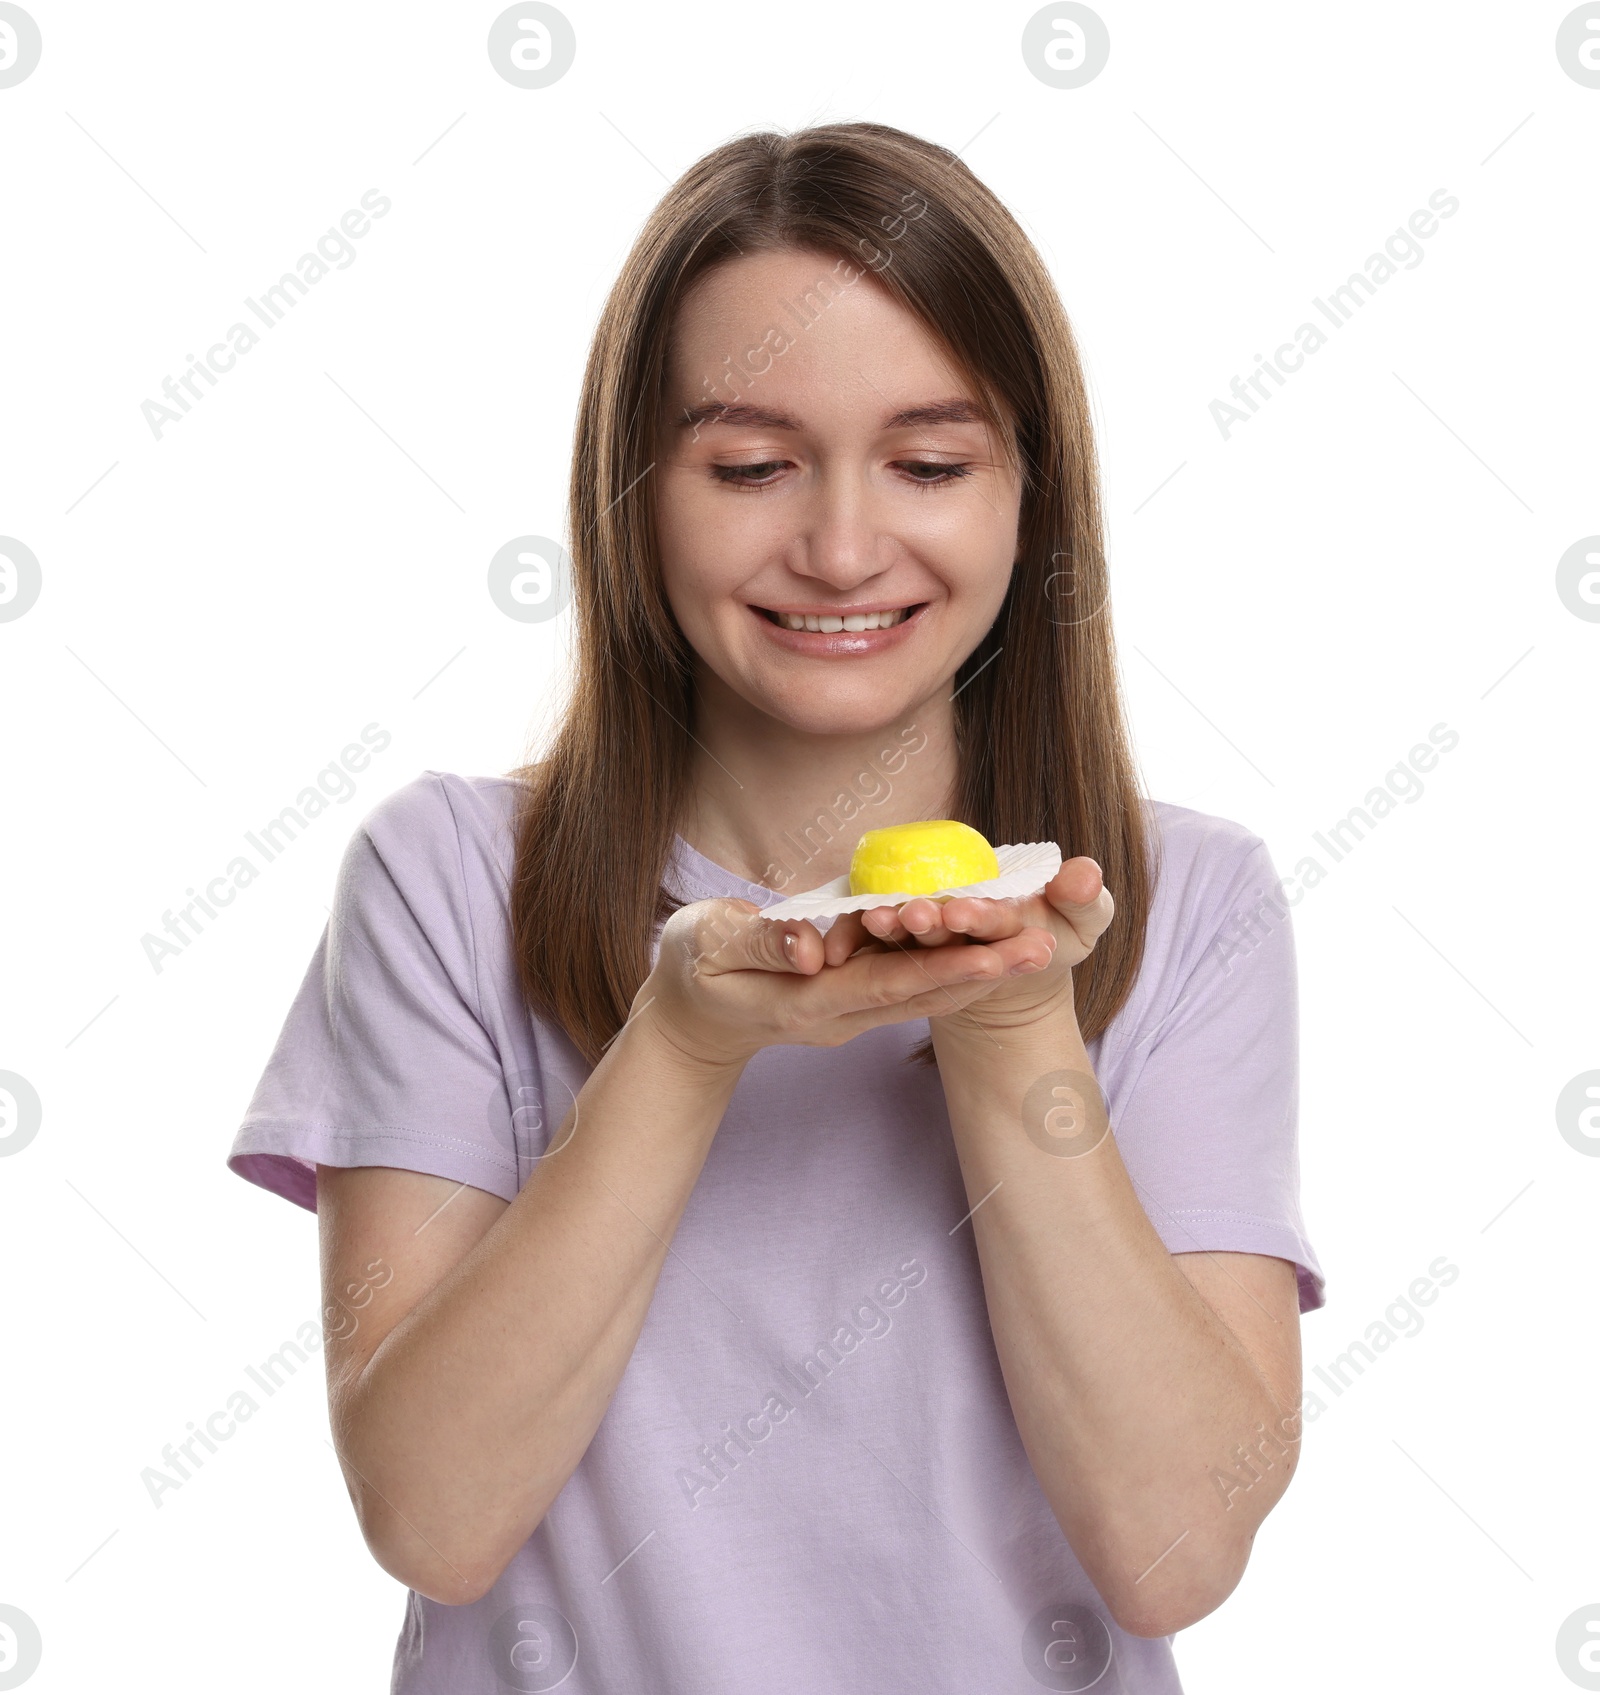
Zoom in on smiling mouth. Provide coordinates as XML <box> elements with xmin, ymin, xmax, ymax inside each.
<box><xmin>754</xmin><ymin>603</ymin><xmax>925</xmax><ymax>633</ymax></box>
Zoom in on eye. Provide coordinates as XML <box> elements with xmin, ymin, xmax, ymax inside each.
<box><xmin>710</xmin><ymin>461</ymin><xmax>787</xmax><ymax>488</ymax></box>
<box><xmin>897</xmin><ymin>461</ymin><xmax>974</xmax><ymax>488</ymax></box>
<box><xmin>708</xmin><ymin>458</ymin><xmax>976</xmax><ymax>491</ymax></box>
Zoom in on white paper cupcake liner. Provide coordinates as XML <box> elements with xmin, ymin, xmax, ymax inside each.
<box><xmin>760</xmin><ymin>840</ymin><xmax>1063</xmax><ymax>923</ymax></box>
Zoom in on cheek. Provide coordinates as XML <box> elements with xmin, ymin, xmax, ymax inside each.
<box><xmin>655</xmin><ymin>490</ymin><xmax>749</xmax><ymax>641</ymax></box>
<box><xmin>656</xmin><ymin>480</ymin><xmax>713</xmax><ymax>587</ymax></box>
<box><xmin>921</xmin><ymin>477</ymin><xmax>1019</xmax><ymax>562</ymax></box>
<box><xmin>659</xmin><ymin>479</ymin><xmax>777</xmax><ymax>594</ymax></box>
<box><xmin>935</xmin><ymin>513</ymin><xmax>1019</xmax><ymax>608</ymax></box>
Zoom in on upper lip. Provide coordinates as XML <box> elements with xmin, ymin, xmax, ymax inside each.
<box><xmin>753</xmin><ymin>601</ymin><xmax>926</xmax><ymax>616</ymax></box>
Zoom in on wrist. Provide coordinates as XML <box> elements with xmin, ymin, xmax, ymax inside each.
<box><xmin>928</xmin><ymin>983</ymin><xmax>1077</xmax><ymax>1044</ymax></box>
<box><xmin>624</xmin><ymin>997</ymin><xmax>753</xmax><ymax>1090</ymax></box>
<box><xmin>929</xmin><ymin>993</ymin><xmax>1084</xmax><ymax>1068</ymax></box>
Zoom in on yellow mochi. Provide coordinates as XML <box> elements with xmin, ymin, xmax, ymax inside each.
<box><xmin>848</xmin><ymin>820</ymin><xmax>1001</xmax><ymax>897</ymax></box>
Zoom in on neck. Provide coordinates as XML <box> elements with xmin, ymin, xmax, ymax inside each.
<box><xmin>676</xmin><ymin>669</ymin><xmax>961</xmax><ymax>894</ymax></box>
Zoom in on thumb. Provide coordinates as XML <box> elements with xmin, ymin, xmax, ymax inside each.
<box><xmin>1052</xmin><ymin>856</ymin><xmax>1103</xmax><ymax>905</ymax></box>
<box><xmin>1047</xmin><ymin>857</ymin><xmax>1115</xmax><ymax>933</ymax></box>
<box><xmin>691</xmin><ymin>900</ymin><xmax>818</xmax><ymax>976</ymax></box>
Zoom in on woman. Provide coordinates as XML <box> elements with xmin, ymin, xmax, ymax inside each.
<box><xmin>229</xmin><ymin>120</ymin><xmax>1325</xmax><ymax>1693</ymax></box>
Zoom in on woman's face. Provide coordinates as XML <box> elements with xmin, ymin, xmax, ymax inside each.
<box><xmin>655</xmin><ymin>246</ymin><xmax>1024</xmax><ymax>738</ymax></box>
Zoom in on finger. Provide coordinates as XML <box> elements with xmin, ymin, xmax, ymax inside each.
<box><xmin>799</xmin><ymin>924</ymin><xmax>1056</xmax><ymax>1023</ymax></box>
<box><xmin>861</xmin><ymin>904</ymin><xmax>911</xmax><ymax>944</ymax></box>
<box><xmin>791</xmin><ymin>931</ymin><xmax>1010</xmax><ymax>1020</ymax></box>
<box><xmin>962</xmin><ymin>927</ymin><xmax>1057</xmax><ymax>977</ymax></box>
<box><xmin>821</xmin><ymin>911</ymin><xmax>879</xmax><ymax>967</ymax></box>
<box><xmin>826</xmin><ymin>974</ymin><xmax>1005</xmax><ymax>1043</ymax></box>
<box><xmin>932</xmin><ymin>895</ymin><xmax>1029</xmax><ymax>942</ymax></box>
<box><xmin>1045</xmin><ymin>858</ymin><xmax>1116</xmax><ymax>942</ymax></box>
<box><xmin>865</xmin><ymin>898</ymin><xmax>1010</xmax><ymax>951</ymax></box>
<box><xmin>861</xmin><ymin>903</ymin><xmax>948</xmax><ymax>948</ymax></box>
<box><xmin>697</xmin><ymin>902</ymin><xmax>824</xmax><ymax>976</ymax></box>
<box><xmin>831</xmin><ymin>930</ymin><xmax>1057</xmax><ymax>1036</ymax></box>
<box><xmin>896</xmin><ymin>897</ymin><xmax>962</xmax><ymax>946</ymax></box>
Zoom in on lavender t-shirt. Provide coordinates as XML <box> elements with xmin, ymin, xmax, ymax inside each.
<box><xmin>228</xmin><ymin>770</ymin><xmax>1324</xmax><ymax>1694</ymax></box>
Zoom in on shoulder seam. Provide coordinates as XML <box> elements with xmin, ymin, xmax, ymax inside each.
<box><xmin>427</xmin><ymin>773</ymin><xmax>490</xmax><ymax>1031</ymax></box>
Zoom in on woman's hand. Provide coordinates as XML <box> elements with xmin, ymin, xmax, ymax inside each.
<box><xmin>637</xmin><ymin>895</ymin><xmax>1057</xmax><ymax>1070</ymax></box>
<box><xmin>834</xmin><ymin>856</ymin><xmax>1114</xmax><ymax>1033</ymax></box>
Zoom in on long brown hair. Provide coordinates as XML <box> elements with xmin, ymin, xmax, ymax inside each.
<box><xmin>509</xmin><ymin>120</ymin><xmax>1158</xmax><ymax>1068</ymax></box>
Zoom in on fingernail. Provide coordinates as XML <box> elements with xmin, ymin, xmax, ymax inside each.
<box><xmin>1010</xmin><ymin>960</ymin><xmax>1044</xmax><ymax>976</ymax></box>
<box><xmin>783</xmin><ymin>933</ymin><xmax>796</xmax><ymax>957</ymax></box>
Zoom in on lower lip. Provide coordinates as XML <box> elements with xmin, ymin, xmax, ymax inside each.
<box><xmin>750</xmin><ymin>603</ymin><xmax>929</xmax><ymax>656</ymax></box>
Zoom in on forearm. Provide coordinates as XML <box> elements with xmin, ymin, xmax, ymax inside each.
<box><xmin>930</xmin><ymin>1007</ymin><xmax>1292</xmax><ymax>1636</ymax></box>
<box><xmin>339</xmin><ymin>1009</ymin><xmax>744</xmax><ymax>1602</ymax></box>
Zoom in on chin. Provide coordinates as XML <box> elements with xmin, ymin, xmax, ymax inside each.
<box><xmin>738</xmin><ymin>673</ymin><xmax>929</xmax><ymax>739</ymax></box>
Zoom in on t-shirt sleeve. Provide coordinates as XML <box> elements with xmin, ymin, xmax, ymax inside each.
<box><xmin>227</xmin><ymin>773</ymin><xmax>522</xmax><ymax>1212</ymax></box>
<box><xmin>1113</xmin><ymin>831</ymin><xmax>1326</xmax><ymax>1314</ymax></box>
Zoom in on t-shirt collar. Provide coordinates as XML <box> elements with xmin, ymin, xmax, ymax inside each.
<box><xmin>665</xmin><ymin>834</ymin><xmax>792</xmax><ymax>910</ymax></box>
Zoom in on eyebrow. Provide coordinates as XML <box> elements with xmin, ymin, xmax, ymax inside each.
<box><xmin>674</xmin><ymin>396</ymin><xmax>992</xmax><ymax>433</ymax></box>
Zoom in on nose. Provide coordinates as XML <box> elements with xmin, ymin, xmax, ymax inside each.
<box><xmin>785</xmin><ymin>464</ymin><xmax>896</xmax><ymax>592</ymax></box>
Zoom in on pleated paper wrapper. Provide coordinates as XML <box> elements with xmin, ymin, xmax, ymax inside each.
<box><xmin>760</xmin><ymin>840</ymin><xmax>1063</xmax><ymax>924</ymax></box>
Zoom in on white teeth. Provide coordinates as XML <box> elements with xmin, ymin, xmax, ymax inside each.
<box><xmin>775</xmin><ymin>607</ymin><xmax>911</xmax><ymax>632</ymax></box>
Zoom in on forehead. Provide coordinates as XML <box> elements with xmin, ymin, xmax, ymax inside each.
<box><xmin>663</xmin><ymin>248</ymin><xmax>1003</xmax><ymax>431</ymax></box>
<box><xmin>674</xmin><ymin>395</ymin><xmax>992</xmax><ymax>437</ymax></box>
<box><xmin>665</xmin><ymin>249</ymin><xmax>957</xmax><ymax>382</ymax></box>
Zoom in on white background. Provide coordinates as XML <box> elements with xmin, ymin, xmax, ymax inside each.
<box><xmin>1</xmin><ymin>2</ymin><xmax>1595</xmax><ymax>1690</ymax></box>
